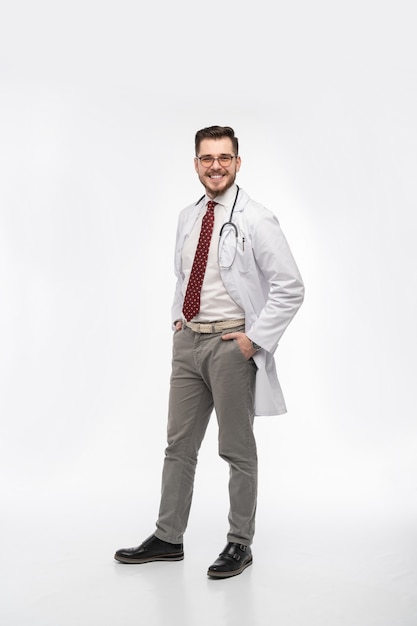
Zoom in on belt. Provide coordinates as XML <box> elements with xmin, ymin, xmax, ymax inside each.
<box><xmin>184</xmin><ymin>319</ymin><xmax>245</xmax><ymax>334</ymax></box>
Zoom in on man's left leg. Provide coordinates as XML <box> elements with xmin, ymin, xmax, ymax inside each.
<box><xmin>200</xmin><ymin>328</ymin><xmax>257</xmax><ymax>577</ymax></box>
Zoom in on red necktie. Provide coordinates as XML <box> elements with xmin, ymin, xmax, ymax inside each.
<box><xmin>182</xmin><ymin>200</ymin><xmax>217</xmax><ymax>322</ymax></box>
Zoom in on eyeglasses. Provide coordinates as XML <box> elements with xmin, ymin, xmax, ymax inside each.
<box><xmin>196</xmin><ymin>155</ymin><xmax>237</xmax><ymax>168</ymax></box>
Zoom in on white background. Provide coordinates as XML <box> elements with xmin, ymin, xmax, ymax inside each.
<box><xmin>1</xmin><ymin>1</ymin><xmax>416</xmax><ymax>624</ymax></box>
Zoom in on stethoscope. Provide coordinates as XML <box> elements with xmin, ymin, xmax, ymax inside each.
<box><xmin>220</xmin><ymin>185</ymin><xmax>239</xmax><ymax>238</ymax></box>
<box><xmin>195</xmin><ymin>185</ymin><xmax>240</xmax><ymax>238</ymax></box>
<box><xmin>195</xmin><ymin>186</ymin><xmax>240</xmax><ymax>268</ymax></box>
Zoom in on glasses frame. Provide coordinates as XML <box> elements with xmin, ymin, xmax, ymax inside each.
<box><xmin>196</xmin><ymin>155</ymin><xmax>238</xmax><ymax>168</ymax></box>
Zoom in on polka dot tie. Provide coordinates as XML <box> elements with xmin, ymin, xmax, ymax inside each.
<box><xmin>182</xmin><ymin>200</ymin><xmax>217</xmax><ymax>322</ymax></box>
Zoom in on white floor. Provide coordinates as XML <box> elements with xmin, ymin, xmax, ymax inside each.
<box><xmin>2</xmin><ymin>485</ymin><xmax>416</xmax><ymax>626</ymax></box>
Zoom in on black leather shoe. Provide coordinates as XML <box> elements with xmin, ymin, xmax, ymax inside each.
<box><xmin>114</xmin><ymin>534</ymin><xmax>184</xmax><ymax>564</ymax></box>
<box><xmin>207</xmin><ymin>542</ymin><xmax>253</xmax><ymax>578</ymax></box>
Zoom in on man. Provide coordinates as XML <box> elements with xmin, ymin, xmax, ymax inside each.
<box><xmin>114</xmin><ymin>126</ymin><xmax>304</xmax><ymax>578</ymax></box>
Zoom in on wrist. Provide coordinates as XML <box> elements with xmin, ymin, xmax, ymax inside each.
<box><xmin>249</xmin><ymin>338</ymin><xmax>262</xmax><ymax>352</ymax></box>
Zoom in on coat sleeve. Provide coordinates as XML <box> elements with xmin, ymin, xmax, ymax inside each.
<box><xmin>245</xmin><ymin>207</ymin><xmax>305</xmax><ymax>354</ymax></box>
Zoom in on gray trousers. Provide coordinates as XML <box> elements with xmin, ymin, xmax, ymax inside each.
<box><xmin>154</xmin><ymin>324</ymin><xmax>257</xmax><ymax>546</ymax></box>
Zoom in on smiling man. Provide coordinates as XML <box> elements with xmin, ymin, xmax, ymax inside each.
<box><xmin>115</xmin><ymin>125</ymin><xmax>304</xmax><ymax>578</ymax></box>
<box><xmin>195</xmin><ymin>134</ymin><xmax>241</xmax><ymax>197</ymax></box>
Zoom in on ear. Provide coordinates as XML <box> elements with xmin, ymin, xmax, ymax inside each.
<box><xmin>194</xmin><ymin>157</ymin><xmax>199</xmax><ymax>173</ymax></box>
<box><xmin>236</xmin><ymin>156</ymin><xmax>242</xmax><ymax>172</ymax></box>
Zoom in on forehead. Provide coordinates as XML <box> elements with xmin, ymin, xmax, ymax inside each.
<box><xmin>198</xmin><ymin>137</ymin><xmax>234</xmax><ymax>155</ymax></box>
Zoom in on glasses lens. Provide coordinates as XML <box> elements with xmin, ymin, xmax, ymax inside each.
<box><xmin>200</xmin><ymin>157</ymin><xmax>214</xmax><ymax>166</ymax></box>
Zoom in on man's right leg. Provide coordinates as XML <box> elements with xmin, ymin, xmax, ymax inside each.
<box><xmin>114</xmin><ymin>327</ymin><xmax>212</xmax><ymax>564</ymax></box>
<box><xmin>155</xmin><ymin>326</ymin><xmax>213</xmax><ymax>544</ymax></box>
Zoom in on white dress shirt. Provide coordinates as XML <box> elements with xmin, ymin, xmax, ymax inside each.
<box><xmin>181</xmin><ymin>185</ymin><xmax>244</xmax><ymax>321</ymax></box>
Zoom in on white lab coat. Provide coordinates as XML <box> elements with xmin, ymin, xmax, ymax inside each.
<box><xmin>171</xmin><ymin>187</ymin><xmax>305</xmax><ymax>416</ymax></box>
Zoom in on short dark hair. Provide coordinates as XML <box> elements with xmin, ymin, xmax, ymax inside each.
<box><xmin>195</xmin><ymin>126</ymin><xmax>239</xmax><ymax>156</ymax></box>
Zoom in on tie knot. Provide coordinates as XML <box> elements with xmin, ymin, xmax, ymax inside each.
<box><xmin>207</xmin><ymin>201</ymin><xmax>216</xmax><ymax>211</ymax></box>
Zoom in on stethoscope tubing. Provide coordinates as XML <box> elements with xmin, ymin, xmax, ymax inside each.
<box><xmin>219</xmin><ymin>185</ymin><xmax>239</xmax><ymax>237</ymax></box>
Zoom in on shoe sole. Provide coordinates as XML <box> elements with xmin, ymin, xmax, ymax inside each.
<box><xmin>207</xmin><ymin>557</ymin><xmax>253</xmax><ymax>579</ymax></box>
<box><xmin>114</xmin><ymin>553</ymin><xmax>184</xmax><ymax>564</ymax></box>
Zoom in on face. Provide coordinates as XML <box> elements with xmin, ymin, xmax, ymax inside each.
<box><xmin>194</xmin><ymin>137</ymin><xmax>241</xmax><ymax>199</ymax></box>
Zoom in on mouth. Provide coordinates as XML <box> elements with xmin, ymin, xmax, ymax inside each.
<box><xmin>208</xmin><ymin>173</ymin><xmax>224</xmax><ymax>181</ymax></box>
